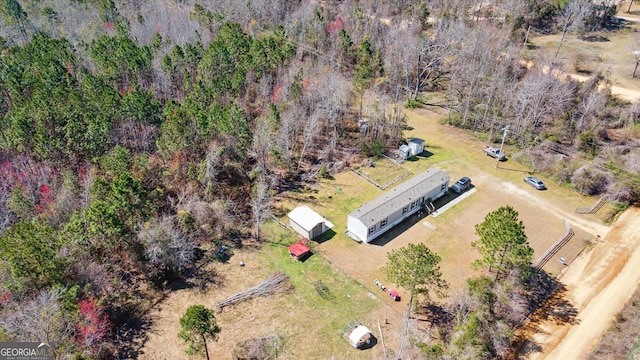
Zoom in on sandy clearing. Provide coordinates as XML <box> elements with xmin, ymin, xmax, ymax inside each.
<box><xmin>566</xmin><ymin>71</ymin><xmax>640</xmax><ymax>103</ymax></box>
<box><xmin>531</xmin><ymin>61</ymin><xmax>640</xmax><ymax>103</ymax></box>
<box><xmin>521</xmin><ymin>207</ymin><xmax>640</xmax><ymax>359</ymax></box>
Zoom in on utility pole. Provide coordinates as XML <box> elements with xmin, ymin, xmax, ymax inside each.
<box><xmin>497</xmin><ymin>125</ymin><xmax>509</xmax><ymax>168</ymax></box>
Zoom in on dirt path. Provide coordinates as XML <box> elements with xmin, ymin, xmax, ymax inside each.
<box><xmin>517</xmin><ymin>207</ymin><xmax>640</xmax><ymax>359</ymax></box>
<box><xmin>531</xmin><ymin>61</ymin><xmax>640</xmax><ymax>103</ymax></box>
<box><xmin>565</xmin><ymin>71</ymin><xmax>640</xmax><ymax>103</ymax></box>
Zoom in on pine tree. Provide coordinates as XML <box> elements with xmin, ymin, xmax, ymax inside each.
<box><xmin>179</xmin><ymin>305</ymin><xmax>220</xmax><ymax>360</ymax></box>
<box><xmin>471</xmin><ymin>206</ymin><xmax>533</xmax><ymax>280</ymax></box>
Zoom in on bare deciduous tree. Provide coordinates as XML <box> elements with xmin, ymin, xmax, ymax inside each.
<box><xmin>383</xmin><ymin>22</ymin><xmax>421</xmax><ymax>100</ymax></box>
<box><xmin>555</xmin><ymin>0</ymin><xmax>592</xmax><ymax>58</ymax></box>
<box><xmin>200</xmin><ymin>144</ymin><xmax>225</xmax><ymax>197</ymax></box>
<box><xmin>630</xmin><ymin>34</ymin><xmax>640</xmax><ymax>78</ymax></box>
<box><xmin>138</xmin><ymin>215</ymin><xmax>195</xmax><ymax>279</ymax></box>
<box><xmin>251</xmin><ymin>176</ymin><xmax>272</xmax><ymax>243</ymax></box>
<box><xmin>410</xmin><ymin>20</ymin><xmax>461</xmax><ymax>99</ymax></box>
<box><xmin>571</xmin><ymin>164</ymin><xmax>613</xmax><ymax>195</ymax></box>
<box><xmin>573</xmin><ymin>86</ymin><xmax>607</xmax><ymax>137</ymax></box>
<box><xmin>510</xmin><ymin>64</ymin><xmax>575</xmax><ymax>143</ymax></box>
<box><xmin>2</xmin><ymin>288</ymin><xmax>71</xmax><ymax>343</ymax></box>
<box><xmin>114</xmin><ymin>121</ymin><xmax>157</xmax><ymax>154</ymax></box>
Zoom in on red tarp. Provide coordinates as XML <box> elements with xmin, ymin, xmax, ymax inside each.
<box><xmin>288</xmin><ymin>241</ymin><xmax>311</xmax><ymax>257</ymax></box>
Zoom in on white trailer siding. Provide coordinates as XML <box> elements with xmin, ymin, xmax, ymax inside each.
<box><xmin>347</xmin><ymin>168</ymin><xmax>449</xmax><ymax>243</ymax></box>
<box><xmin>346</xmin><ymin>215</ymin><xmax>369</xmax><ymax>243</ymax></box>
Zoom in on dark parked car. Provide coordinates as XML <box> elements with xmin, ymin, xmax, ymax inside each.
<box><xmin>524</xmin><ymin>176</ymin><xmax>546</xmax><ymax>190</ymax></box>
<box><xmin>451</xmin><ymin>177</ymin><xmax>472</xmax><ymax>194</ymax></box>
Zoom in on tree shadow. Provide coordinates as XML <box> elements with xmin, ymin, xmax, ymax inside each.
<box><xmin>171</xmin><ymin>266</ymin><xmax>225</xmax><ymax>292</ymax></box>
<box><xmin>496</xmin><ymin>164</ymin><xmax>531</xmax><ymax>173</ymax></box>
<box><xmin>419</xmin><ymin>304</ymin><xmax>455</xmax><ymax>330</ymax></box>
<box><xmin>511</xmin><ymin>271</ymin><xmax>578</xmax><ymax>358</ymax></box>
<box><xmin>114</xmin><ymin>313</ymin><xmax>155</xmax><ymax>359</ymax></box>
<box><xmin>580</xmin><ymin>35</ymin><xmax>610</xmax><ymax>42</ymax></box>
<box><xmin>536</xmin><ymin>285</ymin><xmax>579</xmax><ymax>325</ymax></box>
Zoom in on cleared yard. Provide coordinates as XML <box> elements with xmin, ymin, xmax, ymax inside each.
<box><xmin>140</xmin><ymin>102</ymin><xmax>612</xmax><ymax>359</ymax></box>
<box><xmin>281</xmin><ymin>105</ymin><xmax>611</xmax><ymax>311</ymax></box>
<box><xmin>140</xmin><ymin>234</ymin><xmax>401</xmax><ymax>360</ymax></box>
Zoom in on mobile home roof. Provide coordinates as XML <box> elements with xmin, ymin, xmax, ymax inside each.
<box><xmin>349</xmin><ymin>168</ymin><xmax>449</xmax><ymax>227</ymax></box>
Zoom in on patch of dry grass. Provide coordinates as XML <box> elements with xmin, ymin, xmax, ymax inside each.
<box><xmin>528</xmin><ymin>29</ymin><xmax>640</xmax><ymax>93</ymax></box>
<box><xmin>353</xmin><ymin>156</ymin><xmax>413</xmax><ymax>189</ymax></box>
<box><xmin>140</xmin><ymin>225</ymin><xmax>397</xmax><ymax>360</ymax></box>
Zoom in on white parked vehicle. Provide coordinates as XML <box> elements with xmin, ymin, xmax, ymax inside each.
<box><xmin>483</xmin><ymin>146</ymin><xmax>506</xmax><ymax>161</ymax></box>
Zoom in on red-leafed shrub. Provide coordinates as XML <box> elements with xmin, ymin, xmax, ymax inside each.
<box><xmin>76</xmin><ymin>298</ymin><xmax>111</xmax><ymax>354</ymax></box>
<box><xmin>35</xmin><ymin>184</ymin><xmax>54</xmax><ymax>214</ymax></box>
<box><xmin>271</xmin><ymin>82</ymin><xmax>282</xmax><ymax>104</ymax></box>
<box><xmin>326</xmin><ymin>16</ymin><xmax>344</xmax><ymax>33</ymax></box>
<box><xmin>0</xmin><ymin>291</ymin><xmax>11</xmax><ymax>305</ymax></box>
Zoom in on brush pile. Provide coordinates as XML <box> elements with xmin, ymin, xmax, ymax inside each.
<box><xmin>217</xmin><ymin>272</ymin><xmax>291</xmax><ymax>309</ymax></box>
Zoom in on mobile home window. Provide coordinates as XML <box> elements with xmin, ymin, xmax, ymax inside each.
<box><xmin>380</xmin><ymin>219</ymin><xmax>387</xmax><ymax>228</ymax></box>
<box><xmin>441</xmin><ymin>184</ymin><xmax>447</xmax><ymax>191</ymax></box>
<box><xmin>368</xmin><ymin>225</ymin><xmax>376</xmax><ymax>235</ymax></box>
<box><xmin>402</xmin><ymin>206</ymin><xmax>408</xmax><ymax>214</ymax></box>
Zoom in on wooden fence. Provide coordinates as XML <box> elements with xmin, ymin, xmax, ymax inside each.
<box><xmin>533</xmin><ymin>219</ymin><xmax>574</xmax><ymax>270</ymax></box>
<box><xmin>575</xmin><ymin>197</ymin><xmax>605</xmax><ymax>214</ymax></box>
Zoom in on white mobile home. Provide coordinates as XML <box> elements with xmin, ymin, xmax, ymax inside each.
<box><xmin>288</xmin><ymin>206</ymin><xmax>334</xmax><ymax>240</ymax></box>
<box><xmin>346</xmin><ymin>168</ymin><xmax>449</xmax><ymax>243</ymax></box>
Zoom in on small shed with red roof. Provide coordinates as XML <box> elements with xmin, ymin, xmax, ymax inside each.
<box><xmin>288</xmin><ymin>241</ymin><xmax>311</xmax><ymax>261</ymax></box>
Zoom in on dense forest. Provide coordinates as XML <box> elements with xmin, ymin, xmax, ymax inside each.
<box><xmin>0</xmin><ymin>0</ymin><xmax>638</xmax><ymax>358</ymax></box>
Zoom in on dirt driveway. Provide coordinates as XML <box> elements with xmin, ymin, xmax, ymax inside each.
<box><xmin>516</xmin><ymin>207</ymin><xmax>640</xmax><ymax>359</ymax></box>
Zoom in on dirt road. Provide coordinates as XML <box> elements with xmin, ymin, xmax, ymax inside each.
<box><xmin>518</xmin><ymin>207</ymin><xmax>640</xmax><ymax>359</ymax></box>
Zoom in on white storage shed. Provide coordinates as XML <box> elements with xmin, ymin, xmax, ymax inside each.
<box><xmin>288</xmin><ymin>206</ymin><xmax>334</xmax><ymax>240</ymax></box>
<box><xmin>408</xmin><ymin>138</ymin><xmax>425</xmax><ymax>156</ymax></box>
<box><xmin>398</xmin><ymin>144</ymin><xmax>411</xmax><ymax>160</ymax></box>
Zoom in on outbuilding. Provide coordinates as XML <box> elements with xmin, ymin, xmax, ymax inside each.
<box><xmin>288</xmin><ymin>241</ymin><xmax>311</xmax><ymax>261</ymax></box>
<box><xmin>407</xmin><ymin>138</ymin><xmax>425</xmax><ymax>157</ymax></box>
<box><xmin>346</xmin><ymin>168</ymin><xmax>449</xmax><ymax>243</ymax></box>
<box><xmin>343</xmin><ymin>321</ymin><xmax>374</xmax><ymax>349</ymax></box>
<box><xmin>398</xmin><ymin>144</ymin><xmax>411</xmax><ymax>160</ymax></box>
<box><xmin>287</xmin><ymin>206</ymin><xmax>334</xmax><ymax>240</ymax></box>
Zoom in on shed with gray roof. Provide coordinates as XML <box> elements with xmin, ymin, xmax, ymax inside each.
<box><xmin>346</xmin><ymin>168</ymin><xmax>449</xmax><ymax>243</ymax></box>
